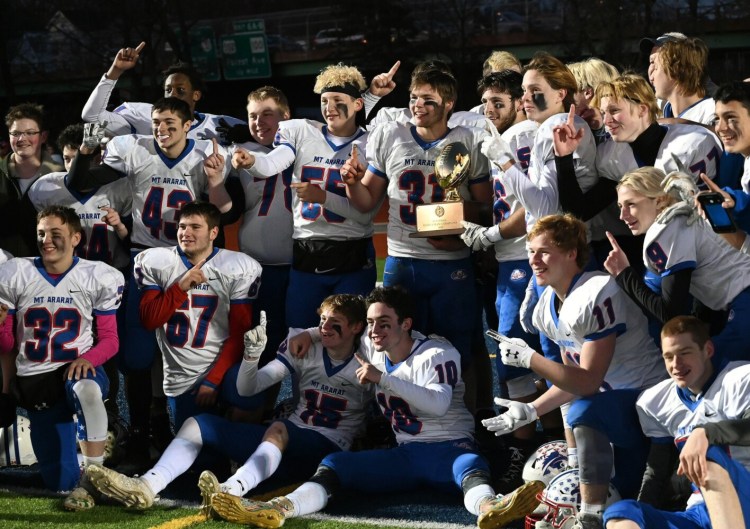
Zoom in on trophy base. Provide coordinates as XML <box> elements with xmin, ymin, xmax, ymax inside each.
<box><xmin>409</xmin><ymin>200</ymin><xmax>490</xmax><ymax>238</ymax></box>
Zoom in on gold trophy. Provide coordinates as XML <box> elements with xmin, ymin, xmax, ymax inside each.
<box><xmin>410</xmin><ymin>142</ymin><xmax>488</xmax><ymax>237</ymax></box>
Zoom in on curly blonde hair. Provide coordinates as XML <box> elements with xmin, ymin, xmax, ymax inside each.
<box><xmin>313</xmin><ymin>63</ymin><xmax>367</xmax><ymax>95</ymax></box>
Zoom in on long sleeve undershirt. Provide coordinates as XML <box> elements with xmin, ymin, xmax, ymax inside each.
<box><xmin>615</xmin><ymin>266</ymin><xmax>694</xmax><ymax>323</ymax></box>
<box><xmin>68</xmin><ymin>151</ymin><xmax>123</xmax><ymax>192</ymax></box>
<box><xmin>236</xmin><ymin>357</ymin><xmax>289</xmax><ymax>397</ymax></box>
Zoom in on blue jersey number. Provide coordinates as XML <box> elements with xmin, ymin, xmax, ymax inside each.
<box><xmin>256</xmin><ymin>167</ymin><xmax>294</xmax><ymax>216</ymax></box>
<box><xmin>142</xmin><ymin>186</ymin><xmax>194</xmax><ymax>241</ymax></box>
<box><xmin>76</xmin><ymin>223</ymin><xmax>111</xmax><ymax>263</ymax></box>
<box><xmin>299</xmin><ymin>389</ymin><xmax>346</xmax><ymax>428</ymax></box>
<box><xmin>23</xmin><ymin>307</ymin><xmax>82</xmax><ymax>363</ymax></box>
<box><xmin>435</xmin><ymin>360</ymin><xmax>459</xmax><ymax>388</ymax></box>
<box><xmin>377</xmin><ymin>393</ymin><xmax>423</xmax><ymax>435</ymax></box>
<box><xmin>299</xmin><ymin>166</ymin><xmax>346</xmax><ymax>222</ymax></box>
<box><xmin>398</xmin><ymin>169</ymin><xmax>443</xmax><ymax>225</ymax></box>
<box><xmin>165</xmin><ymin>294</ymin><xmax>219</xmax><ymax>348</ymax></box>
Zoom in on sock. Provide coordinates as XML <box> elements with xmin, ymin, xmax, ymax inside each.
<box><xmin>580</xmin><ymin>502</ymin><xmax>604</xmax><ymax>516</ymax></box>
<box><xmin>141</xmin><ymin>419</ymin><xmax>203</xmax><ymax>494</ymax></box>
<box><xmin>464</xmin><ymin>484</ymin><xmax>495</xmax><ymax>515</ymax></box>
<box><xmin>83</xmin><ymin>454</ymin><xmax>104</xmax><ymax>467</ymax></box>
<box><xmin>567</xmin><ymin>447</ymin><xmax>578</xmax><ymax>468</ymax></box>
<box><xmin>286</xmin><ymin>482</ymin><xmax>329</xmax><ymax>517</ymax></box>
<box><xmin>224</xmin><ymin>441</ymin><xmax>282</xmax><ymax>496</ymax></box>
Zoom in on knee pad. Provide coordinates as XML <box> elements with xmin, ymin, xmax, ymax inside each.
<box><xmin>574</xmin><ymin>425</ymin><xmax>614</xmax><ymax>485</ymax></box>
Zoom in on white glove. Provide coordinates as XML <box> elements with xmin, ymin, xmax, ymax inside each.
<box><xmin>519</xmin><ymin>278</ymin><xmax>539</xmax><ymax>335</ymax></box>
<box><xmin>243</xmin><ymin>311</ymin><xmax>267</xmax><ymax>361</ymax></box>
<box><xmin>481</xmin><ymin>134</ymin><xmax>514</xmax><ymax>167</ymax></box>
<box><xmin>656</xmin><ymin>200</ymin><xmax>700</xmax><ymax>226</ymax></box>
<box><xmin>460</xmin><ymin>221</ymin><xmax>493</xmax><ymax>251</ymax></box>
<box><xmin>482</xmin><ymin>397</ymin><xmax>538</xmax><ymax>436</ymax></box>
<box><xmin>82</xmin><ymin>121</ymin><xmax>109</xmax><ymax>150</ymax></box>
<box><xmin>498</xmin><ymin>336</ymin><xmax>536</xmax><ymax>368</ymax></box>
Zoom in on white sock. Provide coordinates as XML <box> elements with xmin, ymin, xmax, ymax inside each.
<box><xmin>223</xmin><ymin>441</ymin><xmax>282</xmax><ymax>496</ymax></box>
<box><xmin>286</xmin><ymin>482</ymin><xmax>329</xmax><ymax>517</ymax></box>
<box><xmin>142</xmin><ymin>418</ymin><xmax>203</xmax><ymax>494</ymax></box>
<box><xmin>83</xmin><ymin>454</ymin><xmax>104</xmax><ymax>467</ymax></box>
<box><xmin>463</xmin><ymin>484</ymin><xmax>495</xmax><ymax>515</ymax></box>
<box><xmin>580</xmin><ymin>502</ymin><xmax>604</xmax><ymax>516</ymax></box>
<box><xmin>567</xmin><ymin>447</ymin><xmax>578</xmax><ymax>468</ymax></box>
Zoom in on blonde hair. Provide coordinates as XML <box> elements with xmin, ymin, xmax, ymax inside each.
<box><xmin>568</xmin><ymin>58</ymin><xmax>620</xmax><ymax>93</ymax></box>
<box><xmin>592</xmin><ymin>74</ymin><xmax>660</xmax><ymax>123</ymax></box>
<box><xmin>247</xmin><ymin>86</ymin><xmax>290</xmax><ymax>117</ymax></box>
<box><xmin>313</xmin><ymin>63</ymin><xmax>367</xmax><ymax>95</ymax></box>
<box><xmin>617</xmin><ymin>166</ymin><xmax>686</xmax><ymax>212</ymax></box>
<box><xmin>525</xmin><ymin>52</ymin><xmax>578</xmax><ymax>111</ymax></box>
<box><xmin>483</xmin><ymin>51</ymin><xmax>523</xmax><ymax>77</ymax></box>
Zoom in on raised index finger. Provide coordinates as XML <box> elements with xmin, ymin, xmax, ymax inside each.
<box><xmin>351</xmin><ymin>144</ymin><xmax>359</xmax><ymax>163</ymax></box>
<box><xmin>386</xmin><ymin>60</ymin><xmax>401</xmax><ymax>80</ymax></box>
<box><xmin>135</xmin><ymin>41</ymin><xmax>147</xmax><ymax>54</ymax></box>
<box><xmin>354</xmin><ymin>353</ymin><xmax>366</xmax><ymax>365</ymax></box>
<box><xmin>193</xmin><ymin>257</ymin><xmax>207</xmax><ymax>270</ymax></box>
<box><xmin>700</xmin><ymin>172</ymin><xmax>720</xmax><ymax>193</ymax></box>
<box><xmin>211</xmin><ymin>137</ymin><xmax>219</xmax><ymax>155</ymax></box>
<box><xmin>606</xmin><ymin>231</ymin><xmax>622</xmax><ymax>250</ymax></box>
<box><xmin>567</xmin><ymin>104</ymin><xmax>576</xmax><ymax>126</ymax></box>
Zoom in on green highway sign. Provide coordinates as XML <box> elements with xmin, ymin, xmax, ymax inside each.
<box><xmin>221</xmin><ymin>32</ymin><xmax>272</xmax><ymax>80</ymax></box>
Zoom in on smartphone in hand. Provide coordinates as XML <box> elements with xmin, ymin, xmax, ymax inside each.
<box><xmin>697</xmin><ymin>193</ymin><xmax>737</xmax><ymax>233</ymax></box>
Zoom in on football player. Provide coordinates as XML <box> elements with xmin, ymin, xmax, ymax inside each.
<box><xmin>484</xmin><ymin>214</ymin><xmax>665</xmax><ymax>529</ymax></box>
<box><xmin>81</xmin><ymin>42</ymin><xmax>247</xmax><ymax>145</ymax></box>
<box><xmin>208</xmin><ymin>286</ymin><xmax>545</xmax><ymax>529</ymax></box>
<box><xmin>605</xmin><ymin>316</ymin><xmax>750</xmax><ymax>529</ymax></box>
<box><xmin>606</xmin><ymin>167</ymin><xmax>750</xmax><ymax>363</ymax></box>
<box><xmin>231</xmin><ymin>64</ymin><xmax>377</xmax><ymax>330</ymax></box>
<box><xmin>0</xmin><ymin>206</ymin><xmax>124</xmax><ymax>509</ymax></box>
<box><xmin>340</xmin><ymin>63</ymin><xmax>493</xmax><ymax>369</ymax></box>
<box><xmin>86</xmin><ymin>294</ymin><xmax>373</xmax><ymax>510</ymax></box>
<box><xmin>68</xmin><ymin>97</ymin><xmax>233</xmax><ymax>466</ymax></box>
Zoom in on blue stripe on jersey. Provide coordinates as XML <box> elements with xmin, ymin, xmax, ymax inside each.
<box><xmin>585</xmin><ymin>322</ymin><xmax>626</xmax><ymax>342</ymax></box>
<box><xmin>34</xmin><ymin>256</ymin><xmax>79</xmax><ymax>286</ymax></box>
<box><xmin>276</xmin><ymin>353</ymin><xmax>295</xmax><ymax>375</ymax></box>
<box><xmin>409</xmin><ymin>125</ymin><xmax>451</xmax><ymax>151</ymax></box>
<box><xmin>384</xmin><ymin>337</ymin><xmax>429</xmax><ymax>373</ymax></box>
<box><xmin>322</xmin><ymin>348</ymin><xmax>355</xmax><ymax>377</ymax></box>
<box><xmin>276</xmin><ymin>142</ymin><xmax>297</xmax><ymax>156</ymax></box>
<box><xmin>229</xmin><ymin>298</ymin><xmax>252</xmax><ymax>305</ymax></box>
<box><xmin>142</xmin><ymin>285</ymin><xmax>161</xmax><ymax>291</ymax></box>
<box><xmin>190</xmin><ymin>112</ymin><xmax>206</xmax><ymax>131</ymax></box>
<box><xmin>62</xmin><ymin>175</ymin><xmax>100</xmax><ymax>204</ymax></box>
<box><xmin>651</xmin><ymin>436</ymin><xmax>674</xmax><ymax>444</ymax></box>
<box><xmin>176</xmin><ymin>246</ymin><xmax>219</xmax><ymax>270</ymax></box>
<box><xmin>154</xmin><ymin>139</ymin><xmax>196</xmax><ymax>168</ymax></box>
<box><xmin>676</xmin><ymin>362</ymin><xmax>722</xmax><ymax>410</ymax></box>
<box><xmin>368</xmin><ymin>164</ymin><xmax>387</xmax><ymax>178</ymax></box>
<box><xmin>93</xmin><ymin>309</ymin><xmax>118</xmax><ymax>316</ymax></box>
<box><xmin>322</xmin><ymin>126</ymin><xmax>366</xmax><ymax>152</ymax></box>
<box><xmin>661</xmin><ymin>260</ymin><xmax>697</xmax><ymax>276</ymax></box>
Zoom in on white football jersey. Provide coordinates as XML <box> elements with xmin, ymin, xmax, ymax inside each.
<box><xmin>493</xmin><ymin>120</ymin><xmax>539</xmax><ymax>262</ymax></box>
<box><xmin>134</xmin><ymin>246</ymin><xmax>262</xmax><ymax>396</ymax></box>
<box><xmin>275</xmin><ymin>333</ymin><xmax>374</xmax><ymax>450</ymax></box>
<box><xmin>596</xmin><ymin>124</ymin><xmax>722</xmax><ymax>184</ymax></box>
<box><xmin>0</xmin><ymin>249</ymin><xmax>12</xmax><ymax>264</ymax></box>
<box><xmin>504</xmin><ymin>113</ymin><xmax>597</xmax><ymax>231</ymax></box>
<box><xmin>533</xmin><ymin>271</ymin><xmax>664</xmax><ymax>391</ymax></box>
<box><xmin>269</xmin><ymin>119</ymin><xmax>374</xmax><ymax>241</ymax></box>
<box><xmin>103</xmin><ymin>135</ymin><xmax>230</xmax><ymax>248</ymax></box>
<box><xmin>0</xmin><ymin>257</ymin><xmax>124</xmax><ymax>377</ymax></box>
<box><xmin>28</xmin><ymin>172</ymin><xmax>132</xmax><ymax>270</ymax></box>
<box><xmin>644</xmin><ymin>216</ymin><xmax>750</xmax><ymax>310</ymax></box>
<box><xmin>637</xmin><ymin>361</ymin><xmax>750</xmax><ymax>471</ymax></box>
<box><xmin>367</xmin><ymin>121</ymin><xmax>490</xmax><ymax>259</ymax></box>
<box><xmin>232</xmin><ymin>142</ymin><xmax>293</xmax><ymax>265</ymax></box>
<box><xmin>741</xmin><ymin>156</ymin><xmax>750</xmax><ymax>194</ymax></box>
<box><xmin>368</xmin><ymin>107</ymin><xmax>487</xmax><ymax>130</ymax></box>
<box><xmin>82</xmin><ymin>76</ymin><xmax>246</xmax><ymax>145</ymax></box>
<box><xmin>361</xmin><ymin>331</ymin><xmax>475</xmax><ymax>444</ymax></box>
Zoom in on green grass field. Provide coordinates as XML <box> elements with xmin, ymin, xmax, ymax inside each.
<box><xmin>0</xmin><ymin>490</ymin><xmax>446</xmax><ymax>529</ymax></box>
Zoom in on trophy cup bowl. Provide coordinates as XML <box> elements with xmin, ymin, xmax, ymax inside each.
<box><xmin>410</xmin><ymin>142</ymin><xmax>488</xmax><ymax>238</ymax></box>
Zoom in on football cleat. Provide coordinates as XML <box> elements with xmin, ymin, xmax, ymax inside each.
<box><xmin>477</xmin><ymin>480</ymin><xmax>545</xmax><ymax>529</ymax></box>
<box><xmin>211</xmin><ymin>493</ymin><xmax>293</xmax><ymax>528</ymax></box>
<box><xmin>198</xmin><ymin>470</ymin><xmax>228</xmax><ymax>518</ymax></box>
<box><xmin>63</xmin><ymin>469</ymin><xmax>101</xmax><ymax>511</ymax></box>
<box><xmin>86</xmin><ymin>464</ymin><xmax>156</xmax><ymax>509</ymax></box>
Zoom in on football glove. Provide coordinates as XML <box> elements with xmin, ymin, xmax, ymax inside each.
<box><xmin>82</xmin><ymin>121</ymin><xmax>109</xmax><ymax>150</ymax></box>
<box><xmin>482</xmin><ymin>398</ymin><xmax>538</xmax><ymax>436</ymax></box>
<box><xmin>656</xmin><ymin>200</ymin><xmax>700</xmax><ymax>226</ymax></box>
<box><xmin>243</xmin><ymin>311</ymin><xmax>267</xmax><ymax>361</ymax></box>
<box><xmin>460</xmin><ymin>221</ymin><xmax>500</xmax><ymax>251</ymax></box>
<box><xmin>217</xmin><ymin>118</ymin><xmax>252</xmax><ymax>144</ymax></box>
<box><xmin>498</xmin><ymin>336</ymin><xmax>536</xmax><ymax>368</ymax></box>
<box><xmin>481</xmin><ymin>134</ymin><xmax>514</xmax><ymax>167</ymax></box>
<box><xmin>519</xmin><ymin>278</ymin><xmax>539</xmax><ymax>335</ymax></box>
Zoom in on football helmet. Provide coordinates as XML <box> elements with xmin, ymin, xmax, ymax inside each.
<box><xmin>524</xmin><ymin>468</ymin><xmax>620</xmax><ymax>529</ymax></box>
<box><xmin>0</xmin><ymin>415</ymin><xmax>38</xmax><ymax>466</ymax></box>
<box><xmin>522</xmin><ymin>440</ymin><xmax>569</xmax><ymax>486</ymax></box>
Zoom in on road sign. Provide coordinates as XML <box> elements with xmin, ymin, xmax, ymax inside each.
<box><xmin>232</xmin><ymin>19</ymin><xmax>266</xmax><ymax>33</ymax></box>
<box><xmin>189</xmin><ymin>25</ymin><xmax>220</xmax><ymax>82</ymax></box>
<box><xmin>221</xmin><ymin>32</ymin><xmax>271</xmax><ymax>80</ymax></box>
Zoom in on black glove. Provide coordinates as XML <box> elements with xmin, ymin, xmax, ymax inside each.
<box><xmin>217</xmin><ymin>118</ymin><xmax>252</xmax><ymax>144</ymax></box>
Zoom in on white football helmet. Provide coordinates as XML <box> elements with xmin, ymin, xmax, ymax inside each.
<box><xmin>0</xmin><ymin>415</ymin><xmax>38</xmax><ymax>466</ymax></box>
<box><xmin>522</xmin><ymin>440</ymin><xmax>568</xmax><ymax>486</ymax></box>
<box><xmin>524</xmin><ymin>468</ymin><xmax>621</xmax><ymax>529</ymax></box>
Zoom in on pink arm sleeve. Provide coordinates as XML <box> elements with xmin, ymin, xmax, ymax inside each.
<box><xmin>0</xmin><ymin>314</ymin><xmax>15</xmax><ymax>354</ymax></box>
<box><xmin>79</xmin><ymin>313</ymin><xmax>119</xmax><ymax>367</ymax></box>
